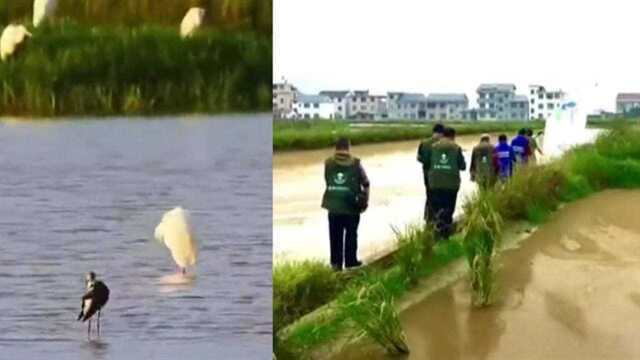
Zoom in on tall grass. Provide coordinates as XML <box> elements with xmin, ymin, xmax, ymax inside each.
<box><xmin>393</xmin><ymin>224</ymin><xmax>434</xmax><ymax>287</ymax></box>
<box><xmin>273</xmin><ymin>120</ymin><xmax>545</xmax><ymax>151</ymax></box>
<box><xmin>0</xmin><ymin>0</ymin><xmax>272</xmax><ymax>35</ymax></box>
<box><xmin>461</xmin><ymin>190</ymin><xmax>503</xmax><ymax>307</ymax></box>
<box><xmin>339</xmin><ymin>280</ymin><xmax>409</xmax><ymax>354</ymax></box>
<box><xmin>273</xmin><ymin>260</ymin><xmax>343</xmax><ymax>333</ymax></box>
<box><xmin>0</xmin><ymin>21</ymin><xmax>271</xmax><ymax>116</ymax></box>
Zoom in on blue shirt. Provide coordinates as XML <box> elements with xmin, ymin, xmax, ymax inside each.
<box><xmin>510</xmin><ymin>135</ymin><xmax>530</xmax><ymax>164</ymax></box>
<box><xmin>495</xmin><ymin>142</ymin><xmax>514</xmax><ymax>178</ymax></box>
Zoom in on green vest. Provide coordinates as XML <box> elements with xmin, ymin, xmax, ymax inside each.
<box><xmin>473</xmin><ymin>143</ymin><xmax>495</xmax><ymax>188</ymax></box>
<box><xmin>418</xmin><ymin>136</ymin><xmax>438</xmax><ymax>186</ymax></box>
<box><xmin>428</xmin><ymin>141</ymin><xmax>461</xmax><ymax>190</ymax></box>
<box><xmin>321</xmin><ymin>158</ymin><xmax>361</xmax><ymax>214</ymax></box>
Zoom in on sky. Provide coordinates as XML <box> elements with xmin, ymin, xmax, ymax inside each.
<box><xmin>274</xmin><ymin>0</ymin><xmax>640</xmax><ymax>113</ymax></box>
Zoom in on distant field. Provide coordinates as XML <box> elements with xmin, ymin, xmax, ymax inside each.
<box><xmin>0</xmin><ymin>22</ymin><xmax>271</xmax><ymax>116</ymax></box>
<box><xmin>273</xmin><ymin>120</ymin><xmax>546</xmax><ymax>151</ymax></box>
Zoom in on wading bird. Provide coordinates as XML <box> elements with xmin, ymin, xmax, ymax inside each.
<box><xmin>0</xmin><ymin>24</ymin><xmax>32</xmax><ymax>61</ymax></box>
<box><xmin>180</xmin><ymin>7</ymin><xmax>206</xmax><ymax>38</ymax></box>
<box><xmin>33</xmin><ymin>0</ymin><xmax>57</xmax><ymax>27</ymax></box>
<box><xmin>154</xmin><ymin>207</ymin><xmax>198</xmax><ymax>274</ymax></box>
<box><xmin>77</xmin><ymin>272</ymin><xmax>110</xmax><ymax>338</ymax></box>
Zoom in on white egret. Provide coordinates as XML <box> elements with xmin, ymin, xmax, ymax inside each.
<box><xmin>154</xmin><ymin>207</ymin><xmax>198</xmax><ymax>274</ymax></box>
<box><xmin>0</xmin><ymin>24</ymin><xmax>32</xmax><ymax>61</ymax></box>
<box><xmin>33</xmin><ymin>0</ymin><xmax>58</xmax><ymax>28</ymax></box>
<box><xmin>180</xmin><ymin>7</ymin><xmax>206</xmax><ymax>38</ymax></box>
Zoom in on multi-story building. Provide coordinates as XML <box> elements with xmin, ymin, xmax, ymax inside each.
<box><xmin>347</xmin><ymin>90</ymin><xmax>379</xmax><ymax>120</ymax></box>
<box><xmin>373</xmin><ymin>95</ymin><xmax>388</xmax><ymax>120</ymax></box>
<box><xmin>318</xmin><ymin>90</ymin><xmax>350</xmax><ymax>119</ymax></box>
<box><xmin>616</xmin><ymin>93</ymin><xmax>640</xmax><ymax>114</ymax></box>
<box><xmin>528</xmin><ymin>85</ymin><xmax>566</xmax><ymax>120</ymax></box>
<box><xmin>387</xmin><ymin>92</ymin><xmax>427</xmax><ymax>120</ymax></box>
<box><xmin>273</xmin><ymin>81</ymin><xmax>298</xmax><ymax>118</ymax></box>
<box><xmin>477</xmin><ymin>83</ymin><xmax>516</xmax><ymax>121</ymax></box>
<box><xmin>292</xmin><ymin>94</ymin><xmax>335</xmax><ymax>120</ymax></box>
<box><xmin>508</xmin><ymin>95</ymin><xmax>529</xmax><ymax>120</ymax></box>
<box><xmin>425</xmin><ymin>93</ymin><xmax>469</xmax><ymax>120</ymax></box>
<box><xmin>477</xmin><ymin>84</ymin><xmax>528</xmax><ymax>121</ymax></box>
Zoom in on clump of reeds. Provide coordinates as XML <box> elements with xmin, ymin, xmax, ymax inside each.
<box><xmin>392</xmin><ymin>224</ymin><xmax>435</xmax><ymax>286</ymax></box>
<box><xmin>461</xmin><ymin>189</ymin><xmax>503</xmax><ymax>307</ymax></box>
<box><xmin>0</xmin><ymin>21</ymin><xmax>271</xmax><ymax>116</ymax></box>
<box><xmin>273</xmin><ymin>260</ymin><xmax>343</xmax><ymax>332</ymax></box>
<box><xmin>339</xmin><ymin>280</ymin><xmax>409</xmax><ymax>354</ymax></box>
<box><xmin>1</xmin><ymin>0</ymin><xmax>272</xmax><ymax>36</ymax></box>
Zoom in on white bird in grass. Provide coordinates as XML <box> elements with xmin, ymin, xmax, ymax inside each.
<box><xmin>33</xmin><ymin>0</ymin><xmax>57</xmax><ymax>28</ymax></box>
<box><xmin>154</xmin><ymin>207</ymin><xmax>198</xmax><ymax>275</ymax></box>
<box><xmin>77</xmin><ymin>272</ymin><xmax>110</xmax><ymax>339</ymax></box>
<box><xmin>180</xmin><ymin>7</ymin><xmax>206</xmax><ymax>38</ymax></box>
<box><xmin>0</xmin><ymin>24</ymin><xmax>32</xmax><ymax>61</ymax></box>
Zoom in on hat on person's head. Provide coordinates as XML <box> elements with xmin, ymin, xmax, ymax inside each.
<box><xmin>480</xmin><ymin>133</ymin><xmax>490</xmax><ymax>142</ymax></box>
<box><xmin>432</xmin><ymin>123</ymin><xmax>445</xmax><ymax>134</ymax></box>
<box><xmin>335</xmin><ymin>137</ymin><xmax>350</xmax><ymax>150</ymax></box>
<box><xmin>443</xmin><ymin>127</ymin><xmax>456</xmax><ymax>139</ymax></box>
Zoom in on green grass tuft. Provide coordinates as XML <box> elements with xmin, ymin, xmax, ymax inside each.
<box><xmin>273</xmin><ymin>260</ymin><xmax>343</xmax><ymax>333</ymax></box>
<box><xmin>338</xmin><ymin>279</ymin><xmax>409</xmax><ymax>354</ymax></box>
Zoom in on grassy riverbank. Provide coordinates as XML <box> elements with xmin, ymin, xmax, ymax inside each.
<box><xmin>1</xmin><ymin>0</ymin><xmax>272</xmax><ymax>35</ymax></box>
<box><xmin>0</xmin><ymin>22</ymin><xmax>271</xmax><ymax>116</ymax></box>
<box><xmin>273</xmin><ymin>120</ymin><xmax>545</xmax><ymax>151</ymax></box>
<box><xmin>274</xmin><ymin>121</ymin><xmax>640</xmax><ymax>359</ymax></box>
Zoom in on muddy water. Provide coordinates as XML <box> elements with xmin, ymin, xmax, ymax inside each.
<box><xmin>274</xmin><ymin>134</ymin><xmax>492</xmax><ymax>263</ymax></box>
<box><xmin>336</xmin><ymin>190</ymin><xmax>640</xmax><ymax>360</ymax></box>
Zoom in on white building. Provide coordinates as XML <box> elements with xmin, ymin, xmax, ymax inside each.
<box><xmin>616</xmin><ymin>93</ymin><xmax>640</xmax><ymax>114</ymax></box>
<box><xmin>273</xmin><ymin>80</ymin><xmax>298</xmax><ymax>118</ymax></box>
<box><xmin>528</xmin><ymin>85</ymin><xmax>566</xmax><ymax>120</ymax></box>
<box><xmin>292</xmin><ymin>94</ymin><xmax>336</xmax><ymax>120</ymax></box>
<box><xmin>319</xmin><ymin>90</ymin><xmax>350</xmax><ymax>119</ymax></box>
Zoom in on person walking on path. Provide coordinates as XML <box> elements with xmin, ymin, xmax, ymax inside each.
<box><xmin>511</xmin><ymin>128</ymin><xmax>531</xmax><ymax>165</ymax></box>
<box><xmin>495</xmin><ymin>134</ymin><xmax>515</xmax><ymax>181</ymax></box>
<box><xmin>321</xmin><ymin>137</ymin><xmax>370</xmax><ymax>271</ymax></box>
<box><xmin>423</xmin><ymin>127</ymin><xmax>466</xmax><ymax>239</ymax></box>
<box><xmin>526</xmin><ymin>128</ymin><xmax>544</xmax><ymax>164</ymax></box>
<box><xmin>470</xmin><ymin>134</ymin><xmax>498</xmax><ymax>189</ymax></box>
<box><xmin>417</xmin><ymin>123</ymin><xmax>445</xmax><ymax>222</ymax></box>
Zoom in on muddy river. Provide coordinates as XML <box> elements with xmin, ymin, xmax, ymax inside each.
<box><xmin>274</xmin><ymin>134</ymin><xmax>500</xmax><ymax>263</ymax></box>
<box><xmin>336</xmin><ymin>189</ymin><xmax>640</xmax><ymax>360</ymax></box>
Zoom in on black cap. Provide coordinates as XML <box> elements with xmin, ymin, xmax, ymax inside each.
<box><xmin>443</xmin><ymin>127</ymin><xmax>455</xmax><ymax>139</ymax></box>
<box><xmin>432</xmin><ymin>123</ymin><xmax>445</xmax><ymax>134</ymax></box>
<box><xmin>335</xmin><ymin>137</ymin><xmax>350</xmax><ymax>150</ymax></box>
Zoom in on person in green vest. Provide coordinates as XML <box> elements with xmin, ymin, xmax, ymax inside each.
<box><xmin>470</xmin><ymin>134</ymin><xmax>498</xmax><ymax>189</ymax></box>
<box><xmin>423</xmin><ymin>127</ymin><xmax>466</xmax><ymax>239</ymax></box>
<box><xmin>417</xmin><ymin>123</ymin><xmax>445</xmax><ymax>222</ymax></box>
<box><xmin>321</xmin><ymin>137</ymin><xmax>370</xmax><ymax>271</ymax></box>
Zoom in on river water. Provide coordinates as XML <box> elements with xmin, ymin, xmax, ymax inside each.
<box><xmin>274</xmin><ymin>134</ymin><xmax>490</xmax><ymax>263</ymax></box>
<box><xmin>335</xmin><ymin>189</ymin><xmax>640</xmax><ymax>360</ymax></box>
<box><xmin>0</xmin><ymin>115</ymin><xmax>272</xmax><ymax>359</ymax></box>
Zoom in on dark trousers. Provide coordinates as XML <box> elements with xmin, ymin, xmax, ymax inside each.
<box><xmin>328</xmin><ymin>213</ymin><xmax>360</xmax><ymax>269</ymax></box>
<box><xmin>424</xmin><ymin>186</ymin><xmax>433</xmax><ymax>222</ymax></box>
<box><xmin>430</xmin><ymin>188</ymin><xmax>458</xmax><ymax>238</ymax></box>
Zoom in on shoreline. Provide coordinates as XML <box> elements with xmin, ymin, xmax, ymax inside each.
<box><xmin>273</xmin><ymin>120</ymin><xmax>546</xmax><ymax>152</ymax></box>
